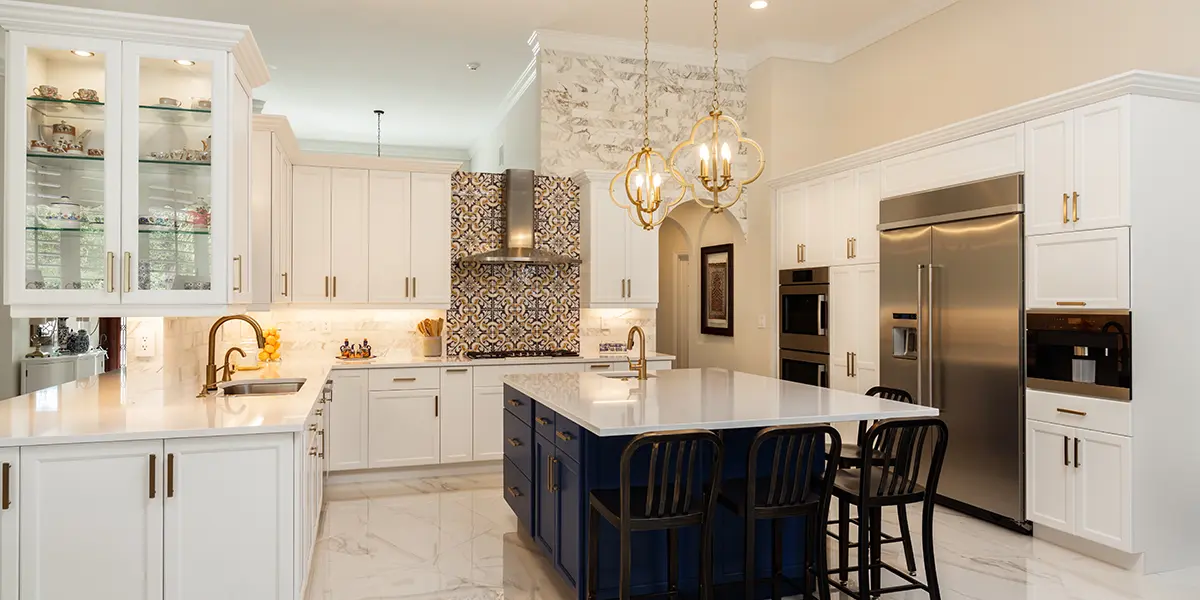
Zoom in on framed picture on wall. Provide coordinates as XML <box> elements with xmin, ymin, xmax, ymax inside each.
<box><xmin>700</xmin><ymin>243</ymin><xmax>734</xmax><ymax>336</ymax></box>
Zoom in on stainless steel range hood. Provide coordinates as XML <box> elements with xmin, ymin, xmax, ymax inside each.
<box><xmin>458</xmin><ymin>169</ymin><xmax>580</xmax><ymax>265</ymax></box>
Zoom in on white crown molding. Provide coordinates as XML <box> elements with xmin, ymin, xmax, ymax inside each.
<box><xmin>253</xmin><ymin>114</ymin><xmax>302</xmax><ymax>159</ymax></box>
<box><xmin>532</xmin><ymin>29</ymin><xmax>750</xmax><ymax>71</ymax></box>
<box><xmin>768</xmin><ymin>70</ymin><xmax>1200</xmax><ymax>189</ymax></box>
<box><xmin>253</xmin><ymin>114</ymin><xmax>464</xmax><ymax>172</ymax></box>
<box><xmin>829</xmin><ymin>0</ymin><xmax>960</xmax><ymax>62</ymax></box>
<box><xmin>294</xmin><ymin>151</ymin><xmax>462</xmax><ymax>174</ymax></box>
<box><xmin>570</xmin><ymin>170</ymin><xmax>620</xmax><ymax>186</ymax></box>
<box><xmin>746</xmin><ymin>40</ymin><xmax>836</xmax><ymax>69</ymax></box>
<box><xmin>299</xmin><ymin>139</ymin><xmax>471</xmax><ymax>163</ymax></box>
<box><xmin>0</xmin><ymin>0</ymin><xmax>269</xmax><ymax>87</ymax></box>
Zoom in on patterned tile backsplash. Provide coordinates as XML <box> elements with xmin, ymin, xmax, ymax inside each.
<box><xmin>445</xmin><ymin>171</ymin><xmax>581</xmax><ymax>356</ymax></box>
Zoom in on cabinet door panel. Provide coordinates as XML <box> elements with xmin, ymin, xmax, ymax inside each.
<box><xmin>852</xmin><ymin>263</ymin><xmax>880</xmax><ymax>392</ymax></box>
<box><xmin>555</xmin><ymin>453</ymin><xmax>582</xmax><ymax>587</ymax></box>
<box><xmin>1025</xmin><ymin>112</ymin><xmax>1075</xmax><ymax>236</ymax></box>
<box><xmin>533</xmin><ymin>435</ymin><xmax>556</xmax><ymax>556</ymax></box>
<box><xmin>439</xmin><ymin>368</ymin><xmax>474</xmax><ymax>463</ymax></box>
<box><xmin>0</xmin><ymin>448</ymin><xmax>17</xmax><ymax>600</ymax></box>
<box><xmin>1026</xmin><ymin>228</ymin><xmax>1129</xmax><ymax>310</ymax></box>
<box><xmin>20</xmin><ymin>440</ymin><xmax>164</xmax><ymax>600</ymax></box>
<box><xmin>367</xmin><ymin>171</ymin><xmax>412</xmax><ymax>303</ymax></box>
<box><xmin>291</xmin><ymin>166</ymin><xmax>331</xmax><ymax>303</ymax></box>
<box><xmin>1025</xmin><ymin>420</ymin><xmax>1074</xmax><ymax>533</ymax></box>
<box><xmin>1075</xmin><ymin>429</ymin><xmax>1132</xmax><ymax>551</ymax></box>
<box><xmin>777</xmin><ymin>185</ymin><xmax>805</xmax><ymax>269</ymax></box>
<box><xmin>802</xmin><ymin>178</ymin><xmax>834</xmax><ymax>266</ymax></box>
<box><xmin>828</xmin><ymin>266</ymin><xmax>855</xmax><ymax>392</ymax></box>
<box><xmin>329</xmin><ymin>169</ymin><xmax>370</xmax><ymax>303</ymax></box>
<box><xmin>1074</xmin><ymin>97</ymin><xmax>1131</xmax><ymax>231</ymax></box>
<box><xmin>829</xmin><ymin>171</ymin><xmax>857</xmax><ymax>266</ymax></box>
<box><xmin>164</xmin><ymin>434</ymin><xmax>293</xmax><ymax>600</ymax></box>
<box><xmin>368</xmin><ymin>390</ymin><xmax>440</xmax><ymax>468</ymax></box>
<box><xmin>328</xmin><ymin>370</ymin><xmax>368</xmax><ymax>471</ymax></box>
<box><xmin>625</xmin><ymin>224</ymin><xmax>658</xmax><ymax>304</ymax></box>
<box><xmin>229</xmin><ymin>72</ymin><xmax>253</xmax><ymax>304</ymax></box>
<box><xmin>409</xmin><ymin>173</ymin><xmax>452</xmax><ymax>304</ymax></box>
<box><xmin>473</xmin><ymin>387</ymin><xmax>505</xmax><ymax>461</ymax></box>
<box><xmin>589</xmin><ymin>196</ymin><xmax>629</xmax><ymax>304</ymax></box>
<box><xmin>854</xmin><ymin>165</ymin><xmax>882</xmax><ymax>263</ymax></box>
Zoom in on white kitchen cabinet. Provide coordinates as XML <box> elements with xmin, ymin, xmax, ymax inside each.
<box><xmin>576</xmin><ymin>171</ymin><xmax>658</xmax><ymax>307</ymax></box>
<box><xmin>1026</xmin><ymin>420</ymin><xmax>1074</xmax><ymax>533</ymax></box>
<box><xmin>1024</xmin><ymin>97</ymin><xmax>1131</xmax><ymax>236</ymax></box>
<box><xmin>852</xmin><ymin>165</ymin><xmax>881</xmax><ymax>264</ymax></box>
<box><xmin>328</xmin><ymin>369</ymin><xmax>368</xmax><ymax>471</ymax></box>
<box><xmin>229</xmin><ymin>68</ymin><xmax>253</xmax><ymax>305</ymax></box>
<box><xmin>20</xmin><ymin>440</ymin><xmax>164</xmax><ymax>600</ymax></box>
<box><xmin>367</xmin><ymin>389</ymin><xmax>440</xmax><ymax>468</ymax></box>
<box><xmin>1074</xmin><ymin>428</ymin><xmax>1132</xmax><ymax>551</ymax></box>
<box><xmin>472</xmin><ymin>386</ymin><xmax>505</xmax><ymax>461</ymax></box>
<box><xmin>829</xmin><ymin>264</ymin><xmax>879</xmax><ymax>394</ymax></box>
<box><xmin>439</xmin><ymin>367</ymin><xmax>474</xmax><ymax>463</ymax></box>
<box><xmin>778</xmin><ymin>166</ymin><xmax>880</xmax><ymax>270</ymax></box>
<box><xmin>829</xmin><ymin>172</ymin><xmax>857</xmax><ymax>266</ymax></box>
<box><xmin>253</xmin><ymin>125</ymin><xmax>293</xmax><ymax>306</ymax></box>
<box><xmin>880</xmin><ymin>125</ymin><xmax>1024</xmax><ymax>199</ymax></box>
<box><xmin>163</xmin><ymin>434</ymin><xmax>293</xmax><ymax>600</ymax></box>
<box><xmin>367</xmin><ymin>171</ymin><xmax>452</xmax><ymax>305</ymax></box>
<box><xmin>329</xmin><ymin>169</ymin><xmax>370</xmax><ymax>303</ymax></box>
<box><xmin>1026</xmin><ymin>419</ymin><xmax>1133</xmax><ymax>552</ymax></box>
<box><xmin>777</xmin><ymin>184</ymin><xmax>805</xmax><ymax>270</ymax></box>
<box><xmin>0</xmin><ymin>449</ymin><xmax>17</xmax><ymax>600</ymax></box>
<box><xmin>1027</xmin><ymin>227</ymin><xmax>1129</xmax><ymax>310</ymax></box>
<box><xmin>290</xmin><ymin>166</ymin><xmax>332</xmax><ymax>303</ymax></box>
<box><xmin>801</xmin><ymin>177</ymin><xmax>834</xmax><ymax>267</ymax></box>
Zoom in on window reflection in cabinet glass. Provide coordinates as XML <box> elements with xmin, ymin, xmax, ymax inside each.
<box><xmin>24</xmin><ymin>48</ymin><xmax>108</xmax><ymax>290</ymax></box>
<box><xmin>136</xmin><ymin>56</ymin><xmax>213</xmax><ymax>292</ymax></box>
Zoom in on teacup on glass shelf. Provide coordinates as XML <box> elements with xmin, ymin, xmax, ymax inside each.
<box><xmin>191</xmin><ymin>97</ymin><xmax>211</xmax><ymax>110</ymax></box>
<box><xmin>86</xmin><ymin>148</ymin><xmax>104</xmax><ymax>157</ymax></box>
<box><xmin>29</xmin><ymin>140</ymin><xmax>50</xmax><ymax>153</ymax></box>
<box><xmin>30</xmin><ymin>84</ymin><xmax>58</xmax><ymax>99</ymax></box>
<box><xmin>72</xmin><ymin>88</ymin><xmax>99</xmax><ymax>102</ymax></box>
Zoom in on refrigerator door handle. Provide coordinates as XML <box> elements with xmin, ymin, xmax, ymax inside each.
<box><xmin>928</xmin><ymin>264</ymin><xmax>937</xmax><ymax>409</ymax></box>
<box><xmin>916</xmin><ymin>264</ymin><xmax>926</xmax><ymax>406</ymax></box>
<box><xmin>816</xmin><ymin>294</ymin><xmax>827</xmax><ymax>336</ymax></box>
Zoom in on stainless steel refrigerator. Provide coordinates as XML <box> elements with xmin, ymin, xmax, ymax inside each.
<box><xmin>879</xmin><ymin>175</ymin><xmax>1027</xmax><ymax>528</ymax></box>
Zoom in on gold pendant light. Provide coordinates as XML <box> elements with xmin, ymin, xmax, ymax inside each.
<box><xmin>669</xmin><ymin>0</ymin><xmax>765</xmax><ymax>214</ymax></box>
<box><xmin>609</xmin><ymin>0</ymin><xmax>685</xmax><ymax>230</ymax></box>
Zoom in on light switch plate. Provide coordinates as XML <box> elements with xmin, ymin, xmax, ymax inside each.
<box><xmin>757</xmin><ymin>315</ymin><xmax>767</xmax><ymax>329</ymax></box>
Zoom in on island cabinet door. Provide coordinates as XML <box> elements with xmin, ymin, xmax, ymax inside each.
<box><xmin>533</xmin><ymin>435</ymin><xmax>557</xmax><ymax>556</ymax></box>
<box><xmin>163</xmin><ymin>434</ymin><xmax>294</xmax><ymax>600</ymax></box>
<box><xmin>20</xmin><ymin>440</ymin><xmax>165</xmax><ymax>600</ymax></box>
<box><xmin>554</xmin><ymin>452</ymin><xmax>583</xmax><ymax>588</ymax></box>
<box><xmin>0</xmin><ymin>448</ymin><xmax>17</xmax><ymax>600</ymax></box>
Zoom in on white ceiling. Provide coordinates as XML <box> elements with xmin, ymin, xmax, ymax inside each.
<box><xmin>26</xmin><ymin>0</ymin><xmax>957</xmax><ymax>152</ymax></box>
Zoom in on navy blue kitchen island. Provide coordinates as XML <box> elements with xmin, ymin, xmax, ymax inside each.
<box><xmin>500</xmin><ymin>369</ymin><xmax>938</xmax><ymax>600</ymax></box>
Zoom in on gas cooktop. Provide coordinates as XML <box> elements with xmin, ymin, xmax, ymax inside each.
<box><xmin>465</xmin><ymin>349</ymin><xmax>580</xmax><ymax>360</ymax></box>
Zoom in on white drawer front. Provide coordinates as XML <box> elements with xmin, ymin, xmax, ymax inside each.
<box><xmin>1027</xmin><ymin>388</ymin><xmax>1131</xmax><ymax>436</ymax></box>
<box><xmin>368</xmin><ymin>367</ymin><xmax>440</xmax><ymax>391</ymax></box>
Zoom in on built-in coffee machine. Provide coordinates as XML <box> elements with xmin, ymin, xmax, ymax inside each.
<box><xmin>1026</xmin><ymin>310</ymin><xmax>1132</xmax><ymax>401</ymax></box>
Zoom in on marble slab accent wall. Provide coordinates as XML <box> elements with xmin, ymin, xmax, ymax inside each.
<box><xmin>445</xmin><ymin>172</ymin><xmax>581</xmax><ymax>356</ymax></box>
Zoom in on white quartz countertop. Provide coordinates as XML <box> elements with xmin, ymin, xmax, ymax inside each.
<box><xmin>502</xmin><ymin>368</ymin><xmax>939</xmax><ymax>436</ymax></box>
<box><xmin>326</xmin><ymin>352</ymin><xmax>674</xmax><ymax>369</ymax></box>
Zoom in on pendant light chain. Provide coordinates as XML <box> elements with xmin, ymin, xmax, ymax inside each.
<box><xmin>712</xmin><ymin>0</ymin><xmax>720</xmax><ymax>110</ymax></box>
<box><xmin>642</xmin><ymin>0</ymin><xmax>651</xmax><ymax>148</ymax></box>
<box><xmin>374</xmin><ymin>109</ymin><xmax>384</xmax><ymax>157</ymax></box>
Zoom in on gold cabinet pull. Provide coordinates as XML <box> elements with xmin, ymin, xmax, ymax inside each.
<box><xmin>851</xmin><ymin>238</ymin><xmax>857</xmax><ymax>258</ymax></box>
<box><xmin>1062</xmin><ymin>193</ymin><xmax>1069</xmax><ymax>224</ymax></box>
<box><xmin>282</xmin><ymin>272</ymin><xmax>288</xmax><ymax>297</ymax></box>
<box><xmin>124</xmin><ymin>252</ymin><xmax>132</xmax><ymax>293</ymax></box>
<box><xmin>324</xmin><ymin>276</ymin><xmax>329</xmax><ymax>298</ymax></box>
<box><xmin>148</xmin><ymin>454</ymin><xmax>157</xmax><ymax>499</ymax></box>
<box><xmin>506</xmin><ymin>398</ymin><xmax>522</xmax><ymax>407</ymax></box>
<box><xmin>446</xmin><ymin>368</ymin><xmax>469</xmax><ymax>373</ymax></box>
<box><xmin>796</xmin><ymin>244</ymin><xmax>801</xmax><ymax>264</ymax></box>
<box><xmin>507</xmin><ymin>438</ymin><xmax>522</xmax><ymax>447</ymax></box>
<box><xmin>405</xmin><ymin>276</ymin><xmax>410</xmax><ymax>298</ymax></box>
<box><xmin>548</xmin><ymin>456</ymin><xmax>559</xmax><ymax>492</ymax></box>
<box><xmin>627</xmin><ymin>279</ymin><xmax>631</xmax><ymax>297</ymax></box>
<box><xmin>232</xmin><ymin>255</ymin><xmax>243</xmax><ymax>292</ymax></box>
<box><xmin>309</xmin><ymin>447</ymin><xmax>318</xmax><ymax>457</ymax></box>
<box><xmin>535</xmin><ymin>417</ymin><xmax>551</xmax><ymax>426</ymax></box>
<box><xmin>332</xmin><ymin>276</ymin><xmax>337</xmax><ymax>298</ymax></box>
<box><xmin>589</xmin><ymin>364</ymin><xmax>612</xmax><ymax>369</ymax></box>
<box><xmin>2</xmin><ymin>462</ymin><xmax>10</xmax><ymax>510</ymax></box>
<box><xmin>318</xmin><ymin>429</ymin><xmax>325</xmax><ymax>458</ymax></box>
<box><xmin>800</xmin><ymin>244</ymin><xmax>806</xmax><ymax>263</ymax></box>
<box><xmin>308</xmin><ymin>424</ymin><xmax>317</xmax><ymax>432</ymax></box>
<box><xmin>846</xmin><ymin>352</ymin><xmax>851</xmax><ymax>377</ymax></box>
<box><xmin>851</xmin><ymin>352</ymin><xmax>857</xmax><ymax>377</ymax></box>
<box><xmin>556</xmin><ymin>431</ymin><xmax>574</xmax><ymax>442</ymax></box>
<box><xmin>412</xmin><ymin>277</ymin><xmax>417</xmax><ymax>297</ymax></box>
<box><xmin>1074</xmin><ymin>437</ymin><xmax>1081</xmax><ymax>468</ymax></box>
<box><xmin>1072</xmin><ymin>192</ymin><xmax>1080</xmax><ymax>222</ymax></box>
<box><xmin>507</xmin><ymin>486</ymin><xmax>522</xmax><ymax>497</ymax></box>
<box><xmin>106</xmin><ymin>251</ymin><xmax>115</xmax><ymax>293</ymax></box>
<box><xmin>166</xmin><ymin>453</ymin><xmax>175</xmax><ymax>498</ymax></box>
<box><xmin>393</xmin><ymin>377</ymin><xmax>417</xmax><ymax>382</ymax></box>
<box><xmin>1056</xmin><ymin>408</ymin><xmax>1087</xmax><ymax>417</ymax></box>
<box><xmin>846</xmin><ymin>238</ymin><xmax>851</xmax><ymax>259</ymax></box>
<box><xmin>1056</xmin><ymin>301</ymin><xmax>1087</xmax><ymax>307</ymax></box>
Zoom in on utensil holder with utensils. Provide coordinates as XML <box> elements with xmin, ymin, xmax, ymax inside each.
<box><xmin>418</xmin><ymin>318</ymin><xmax>445</xmax><ymax>357</ymax></box>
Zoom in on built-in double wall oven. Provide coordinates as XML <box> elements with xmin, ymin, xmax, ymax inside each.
<box><xmin>779</xmin><ymin>267</ymin><xmax>830</xmax><ymax>387</ymax></box>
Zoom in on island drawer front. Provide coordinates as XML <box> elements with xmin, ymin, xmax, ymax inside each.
<box><xmin>554</xmin><ymin>418</ymin><xmax>583</xmax><ymax>463</ymax></box>
<box><xmin>1027</xmin><ymin>388</ymin><xmax>1131</xmax><ymax>436</ymax></box>
<box><xmin>369</xmin><ymin>367</ymin><xmax>440</xmax><ymax>391</ymax></box>
<box><xmin>534</xmin><ymin>403</ymin><xmax>557</xmax><ymax>439</ymax></box>
<box><xmin>503</xmin><ymin>409</ymin><xmax>534</xmax><ymax>479</ymax></box>
<box><xmin>503</xmin><ymin>458</ymin><xmax>533</xmax><ymax>532</ymax></box>
<box><xmin>504</xmin><ymin>387</ymin><xmax>534</xmax><ymax>425</ymax></box>
<box><xmin>477</xmin><ymin>363</ymin><xmax>581</xmax><ymax>388</ymax></box>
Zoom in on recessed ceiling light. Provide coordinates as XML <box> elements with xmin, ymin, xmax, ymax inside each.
<box><xmin>467</xmin><ymin>62</ymin><xmax>480</xmax><ymax>71</ymax></box>
<box><xmin>750</xmin><ymin>0</ymin><xmax>769</xmax><ymax>9</ymax></box>
<box><xmin>174</xmin><ymin>59</ymin><xmax>196</xmax><ymax>66</ymax></box>
<box><xmin>71</xmin><ymin>50</ymin><xmax>94</xmax><ymax>57</ymax></box>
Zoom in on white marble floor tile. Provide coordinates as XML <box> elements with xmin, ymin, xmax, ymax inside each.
<box><xmin>306</xmin><ymin>476</ymin><xmax>1200</xmax><ymax>600</ymax></box>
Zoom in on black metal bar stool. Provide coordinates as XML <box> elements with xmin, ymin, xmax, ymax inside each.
<box><xmin>828</xmin><ymin>417</ymin><xmax>949</xmax><ymax>599</ymax></box>
<box><xmin>827</xmin><ymin>386</ymin><xmax>920</xmax><ymax>575</ymax></box>
<box><xmin>586</xmin><ymin>430</ymin><xmax>725</xmax><ymax>600</ymax></box>
<box><xmin>717</xmin><ymin>424</ymin><xmax>841</xmax><ymax>600</ymax></box>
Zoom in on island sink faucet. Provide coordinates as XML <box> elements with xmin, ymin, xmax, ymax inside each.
<box><xmin>201</xmin><ymin>314</ymin><xmax>267</xmax><ymax>395</ymax></box>
<box><xmin>626</xmin><ymin>326</ymin><xmax>649</xmax><ymax>380</ymax></box>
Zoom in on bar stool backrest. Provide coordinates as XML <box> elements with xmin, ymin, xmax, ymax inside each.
<box><xmin>748</xmin><ymin>424</ymin><xmax>841</xmax><ymax>509</ymax></box>
<box><xmin>859</xmin><ymin>386</ymin><xmax>915</xmax><ymax>447</ymax></box>
<box><xmin>859</xmin><ymin>417</ymin><xmax>949</xmax><ymax>501</ymax></box>
<box><xmin>619</xmin><ymin>429</ymin><xmax>724</xmax><ymax>520</ymax></box>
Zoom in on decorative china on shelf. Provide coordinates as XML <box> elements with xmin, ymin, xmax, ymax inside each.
<box><xmin>42</xmin><ymin>197</ymin><xmax>82</xmax><ymax>230</ymax></box>
<box><xmin>30</xmin><ymin>84</ymin><xmax>59</xmax><ymax>99</ymax></box>
<box><xmin>71</xmin><ymin>88</ymin><xmax>100</xmax><ymax>103</ymax></box>
<box><xmin>191</xmin><ymin>97</ymin><xmax>211</xmax><ymax>110</ymax></box>
<box><xmin>137</xmin><ymin>214</ymin><xmax>174</xmax><ymax>231</ymax></box>
<box><xmin>41</xmin><ymin>120</ymin><xmax>91</xmax><ymax>149</ymax></box>
<box><xmin>156</xmin><ymin>96</ymin><xmax>181</xmax><ymax>108</ymax></box>
<box><xmin>28</xmin><ymin>139</ymin><xmax>50</xmax><ymax>153</ymax></box>
<box><xmin>185</xmin><ymin>199</ymin><xmax>211</xmax><ymax>229</ymax></box>
<box><xmin>86</xmin><ymin>148</ymin><xmax>103</xmax><ymax>157</ymax></box>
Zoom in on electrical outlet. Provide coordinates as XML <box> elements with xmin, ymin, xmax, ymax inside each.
<box><xmin>134</xmin><ymin>333</ymin><xmax>156</xmax><ymax>358</ymax></box>
<box><xmin>757</xmin><ymin>315</ymin><xmax>767</xmax><ymax>329</ymax></box>
<box><xmin>320</xmin><ymin>321</ymin><xmax>332</xmax><ymax>333</ymax></box>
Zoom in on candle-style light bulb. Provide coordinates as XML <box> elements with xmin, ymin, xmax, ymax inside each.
<box><xmin>698</xmin><ymin>143</ymin><xmax>710</xmax><ymax>180</ymax></box>
<box><xmin>721</xmin><ymin>142</ymin><xmax>732</xmax><ymax>178</ymax></box>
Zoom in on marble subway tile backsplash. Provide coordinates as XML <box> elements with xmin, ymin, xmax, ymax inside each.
<box><xmin>579</xmin><ymin>308</ymin><xmax>655</xmax><ymax>355</ymax></box>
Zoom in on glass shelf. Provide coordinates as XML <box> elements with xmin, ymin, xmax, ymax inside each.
<box><xmin>26</xmin><ymin>153</ymin><xmax>105</xmax><ymax>172</ymax></box>
<box><xmin>138</xmin><ymin>104</ymin><xmax>212</xmax><ymax>126</ymax></box>
<box><xmin>26</xmin><ymin>97</ymin><xmax>106</xmax><ymax>120</ymax></box>
<box><xmin>138</xmin><ymin>229</ymin><xmax>210</xmax><ymax>236</ymax></box>
<box><xmin>25</xmin><ymin>226</ymin><xmax>105</xmax><ymax>233</ymax></box>
<box><xmin>139</xmin><ymin>159</ymin><xmax>211</xmax><ymax>176</ymax></box>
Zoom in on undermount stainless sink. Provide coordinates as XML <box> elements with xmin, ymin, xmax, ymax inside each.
<box><xmin>597</xmin><ymin>372</ymin><xmax>656</xmax><ymax>381</ymax></box>
<box><xmin>218</xmin><ymin>378</ymin><xmax>306</xmax><ymax>396</ymax></box>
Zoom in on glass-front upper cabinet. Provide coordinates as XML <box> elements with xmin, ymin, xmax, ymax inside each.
<box><xmin>6</xmin><ymin>33</ymin><xmax>122</xmax><ymax>305</ymax></box>
<box><xmin>121</xmin><ymin>43</ymin><xmax>228</xmax><ymax>304</ymax></box>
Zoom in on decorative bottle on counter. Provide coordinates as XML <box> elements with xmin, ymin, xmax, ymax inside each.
<box><xmin>361</xmin><ymin>339</ymin><xmax>372</xmax><ymax>358</ymax></box>
<box><xmin>340</xmin><ymin>338</ymin><xmax>352</xmax><ymax>359</ymax></box>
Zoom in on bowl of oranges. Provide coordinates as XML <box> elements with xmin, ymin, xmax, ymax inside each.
<box><xmin>258</xmin><ymin>327</ymin><xmax>283</xmax><ymax>363</ymax></box>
